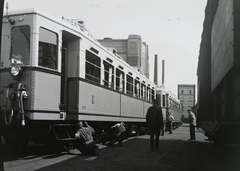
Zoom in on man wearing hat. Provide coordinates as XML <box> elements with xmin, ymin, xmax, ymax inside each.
<box><xmin>187</xmin><ymin>109</ymin><xmax>197</xmax><ymax>140</ymax></box>
<box><xmin>146</xmin><ymin>99</ymin><xmax>163</xmax><ymax>151</ymax></box>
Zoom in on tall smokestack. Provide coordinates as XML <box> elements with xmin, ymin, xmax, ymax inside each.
<box><xmin>154</xmin><ymin>54</ymin><xmax>158</xmax><ymax>86</ymax></box>
<box><xmin>162</xmin><ymin>60</ymin><xmax>165</xmax><ymax>87</ymax></box>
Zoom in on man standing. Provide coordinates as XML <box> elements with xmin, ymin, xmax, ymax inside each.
<box><xmin>168</xmin><ymin>113</ymin><xmax>174</xmax><ymax>134</ymax></box>
<box><xmin>146</xmin><ymin>99</ymin><xmax>163</xmax><ymax>151</ymax></box>
<box><xmin>187</xmin><ymin>109</ymin><xmax>197</xmax><ymax>141</ymax></box>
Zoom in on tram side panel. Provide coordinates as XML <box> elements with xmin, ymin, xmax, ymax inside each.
<box><xmin>68</xmin><ymin>79</ymin><xmax>150</xmax><ymax>122</ymax></box>
<box><xmin>33</xmin><ymin>72</ymin><xmax>60</xmax><ymax>112</ymax></box>
<box><xmin>169</xmin><ymin>109</ymin><xmax>182</xmax><ymax>123</ymax></box>
<box><xmin>143</xmin><ymin>101</ymin><xmax>152</xmax><ymax>118</ymax></box>
<box><xmin>121</xmin><ymin>96</ymin><xmax>143</xmax><ymax>118</ymax></box>
<box><xmin>77</xmin><ymin>81</ymin><xmax>121</xmax><ymax>117</ymax></box>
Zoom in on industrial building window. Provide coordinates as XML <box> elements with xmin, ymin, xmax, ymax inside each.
<box><xmin>85</xmin><ymin>51</ymin><xmax>101</xmax><ymax>83</ymax></box>
<box><xmin>134</xmin><ymin>79</ymin><xmax>140</xmax><ymax>97</ymax></box>
<box><xmin>189</xmin><ymin>90</ymin><xmax>192</xmax><ymax>94</ymax></box>
<box><xmin>116</xmin><ymin>69</ymin><xmax>125</xmax><ymax>92</ymax></box>
<box><xmin>181</xmin><ymin>90</ymin><xmax>184</xmax><ymax>94</ymax></box>
<box><xmin>103</xmin><ymin>61</ymin><xmax>114</xmax><ymax>88</ymax></box>
<box><xmin>38</xmin><ymin>27</ymin><xmax>58</xmax><ymax>70</ymax></box>
<box><xmin>126</xmin><ymin>75</ymin><xmax>133</xmax><ymax>95</ymax></box>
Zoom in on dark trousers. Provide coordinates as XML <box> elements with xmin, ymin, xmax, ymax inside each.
<box><xmin>149</xmin><ymin>127</ymin><xmax>160</xmax><ymax>150</ymax></box>
<box><xmin>161</xmin><ymin>122</ymin><xmax>165</xmax><ymax>136</ymax></box>
<box><xmin>113</xmin><ymin>132</ymin><xmax>125</xmax><ymax>146</ymax></box>
<box><xmin>190</xmin><ymin>125</ymin><xmax>196</xmax><ymax>140</ymax></box>
<box><xmin>168</xmin><ymin>121</ymin><xmax>173</xmax><ymax>133</ymax></box>
<box><xmin>78</xmin><ymin>140</ymin><xmax>98</xmax><ymax>155</ymax></box>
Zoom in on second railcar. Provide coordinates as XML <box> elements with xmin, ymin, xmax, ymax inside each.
<box><xmin>156</xmin><ymin>87</ymin><xmax>183</xmax><ymax>130</ymax></box>
<box><xmin>197</xmin><ymin>0</ymin><xmax>240</xmax><ymax>145</ymax></box>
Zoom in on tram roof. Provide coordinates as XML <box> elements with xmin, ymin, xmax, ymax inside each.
<box><xmin>4</xmin><ymin>8</ymin><xmax>156</xmax><ymax>88</ymax></box>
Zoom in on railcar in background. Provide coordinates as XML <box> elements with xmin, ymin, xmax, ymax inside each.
<box><xmin>156</xmin><ymin>87</ymin><xmax>183</xmax><ymax>130</ymax></box>
<box><xmin>197</xmin><ymin>0</ymin><xmax>240</xmax><ymax>146</ymax></box>
<box><xmin>0</xmin><ymin>8</ymin><xmax>156</xmax><ymax>148</ymax></box>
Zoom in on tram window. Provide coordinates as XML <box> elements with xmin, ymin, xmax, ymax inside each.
<box><xmin>134</xmin><ymin>80</ymin><xmax>140</xmax><ymax>98</ymax></box>
<box><xmin>141</xmin><ymin>83</ymin><xmax>146</xmax><ymax>100</ymax></box>
<box><xmin>103</xmin><ymin>60</ymin><xmax>114</xmax><ymax>88</ymax></box>
<box><xmin>11</xmin><ymin>26</ymin><xmax>30</xmax><ymax>65</ymax></box>
<box><xmin>126</xmin><ymin>75</ymin><xmax>133</xmax><ymax>95</ymax></box>
<box><xmin>162</xmin><ymin>95</ymin><xmax>165</xmax><ymax>107</ymax></box>
<box><xmin>147</xmin><ymin>86</ymin><xmax>150</xmax><ymax>101</ymax></box>
<box><xmin>85</xmin><ymin>51</ymin><xmax>101</xmax><ymax>83</ymax></box>
<box><xmin>151</xmin><ymin>88</ymin><xmax>155</xmax><ymax>102</ymax></box>
<box><xmin>38</xmin><ymin>27</ymin><xmax>58</xmax><ymax>70</ymax></box>
<box><xmin>156</xmin><ymin>94</ymin><xmax>161</xmax><ymax>106</ymax></box>
<box><xmin>116</xmin><ymin>69</ymin><xmax>125</xmax><ymax>92</ymax></box>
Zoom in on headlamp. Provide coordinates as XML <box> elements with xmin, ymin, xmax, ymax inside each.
<box><xmin>10</xmin><ymin>65</ymin><xmax>22</xmax><ymax>77</ymax></box>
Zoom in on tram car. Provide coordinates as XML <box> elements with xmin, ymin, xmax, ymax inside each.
<box><xmin>156</xmin><ymin>87</ymin><xmax>183</xmax><ymax>131</ymax></box>
<box><xmin>197</xmin><ymin>0</ymin><xmax>240</xmax><ymax>146</ymax></box>
<box><xmin>0</xmin><ymin>8</ymin><xmax>156</xmax><ymax>148</ymax></box>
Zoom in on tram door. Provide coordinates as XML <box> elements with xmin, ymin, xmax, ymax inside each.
<box><xmin>61</xmin><ymin>31</ymin><xmax>80</xmax><ymax>113</ymax></box>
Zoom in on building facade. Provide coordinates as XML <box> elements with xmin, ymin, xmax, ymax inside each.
<box><xmin>98</xmin><ymin>35</ymin><xmax>149</xmax><ymax>79</ymax></box>
<box><xmin>178</xmin><ymin>84</ymin><xmax>196</xmax><ymax>118</ymax></box>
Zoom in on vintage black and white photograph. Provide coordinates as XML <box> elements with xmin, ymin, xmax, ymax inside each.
<box><xmin>0</xmin><ymin>0</ymin><xmax>240</xmax><ymax>171</ymax></box>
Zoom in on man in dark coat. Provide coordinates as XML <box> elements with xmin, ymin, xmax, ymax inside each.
<box><xmin>146</xmin><ymin>99</ymin><xmax>163</xmax><ymax>151</ymax></box>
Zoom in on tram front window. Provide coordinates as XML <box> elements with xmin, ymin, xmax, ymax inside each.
<box><xmin>11</xmin><ymin>26</ymin><xmax>30</xmax><ymax>65</ymax></box>
<box><xmin>38</xmin><ymin>27</ymin><xmax>58</xmax><ymax>70</ymax></box>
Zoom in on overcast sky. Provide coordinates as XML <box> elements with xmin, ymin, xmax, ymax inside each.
<box><xmin>4</xmin><ymin>0</ymin><xmax>207</xmax><ymax>96</ymax></box>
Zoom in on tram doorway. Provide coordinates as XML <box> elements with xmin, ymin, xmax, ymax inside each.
<box><xmin>60</xmin><ymin>31</ymin><xmax>80</xmax><ymax>113</ymax></box>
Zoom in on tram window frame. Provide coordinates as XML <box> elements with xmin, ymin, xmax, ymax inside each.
<box><xmin>169</xmin><ymin>98</ymin><xmax>172</xmax><ymax>109</ymax></box>
<box><xmin>11</xmin><ymin>25</ymin><xmax>30</xmax><ymax>65</ymax></box>
<box><xmin>38</xmin><ymin>27</ymin><xmax>58</xmax><ymax>70</ymax></box>
<box><xmin>141</xmin><ymin>83</ymin><xmax>146</xmax><ymax>100</ymax></box>
<box><xmin>116</xmin><ymin>69</ymin><xmax>125</xmax><ymax>92</ymax></box>
<box><xmin>134</xmin><ymin>79</ymin><xmax>140</xmax><ymax>98</ymax></box>
<box><xmin>85</xmin><ymin>50</ymin><xmax>101</xmax><ymax>84</ymax></box>
<box><xmin>151</xmin><ymin>88</ymin><xmax>155</xmax><ymax>102</ymax></box>
<box><xmin>147</xmin><ymin>86</ymin><xmax>150</xmax><ymax>101</ymax></box>
<box><xmin>103</xmin><ymin>60</ymin><xmax>114</xmax><ymax>88</ymax></box>
<box><xmin>126</xmin><ymin>75</ymin><xmax>133</xmax><ymax>95</ymax></box>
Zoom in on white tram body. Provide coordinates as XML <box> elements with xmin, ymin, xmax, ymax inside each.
<box><xmin>0</xmin><ymin>9</ymin><xmax>156</xmax><ymax>146</ymax></box>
